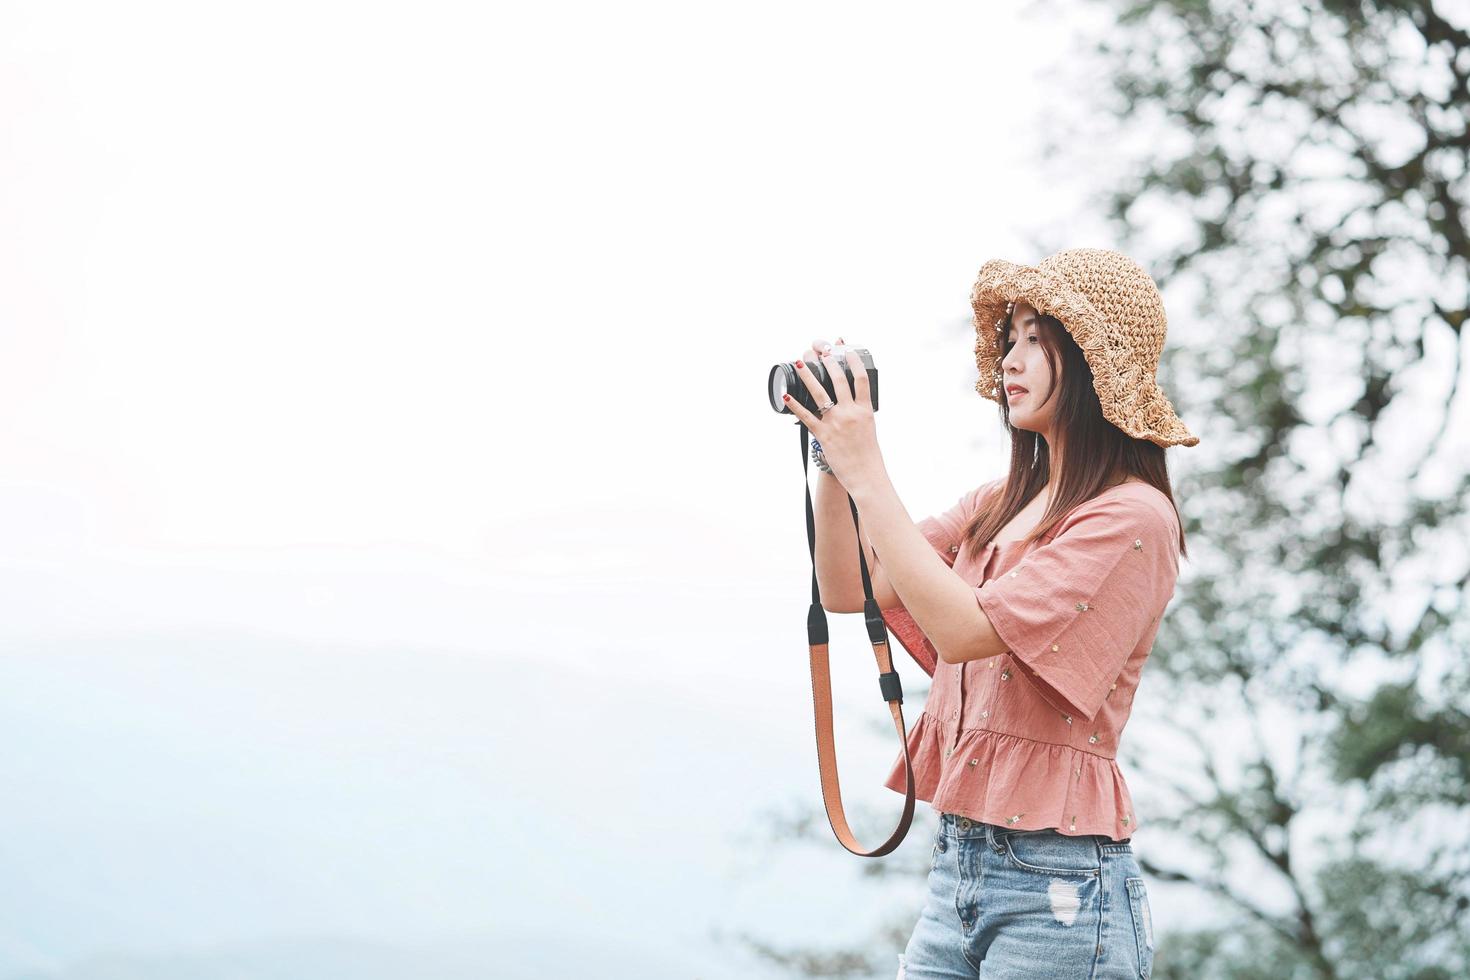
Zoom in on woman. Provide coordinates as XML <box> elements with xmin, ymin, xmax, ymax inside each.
<box><xmin>784</xmin><ymin>247</ymin><xmax>1198</xmax><ymax>979</ymax></box>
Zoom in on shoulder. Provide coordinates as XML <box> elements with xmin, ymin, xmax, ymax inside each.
<box><xmin>977</xmin><ymin>476</ymin><xmax>1006</xmax><ymax>504</ymax></box>
<box><xmin>1052</xmin><ymin>482</ymin><xmax>1180</xmax><ymax>544</ymax></box>
<box><xmin>953</xmin><ymin>476</ymin><xmax>1006</xmax><ymax>517</ymax></box>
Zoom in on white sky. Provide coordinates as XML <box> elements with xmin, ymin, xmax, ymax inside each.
<box><xmin>0</xmin><ymin>0</ymin><xmax>1126</xmax><ymax>589</ymax></box>
<box><xmin>0</xmin><ymin>1</ymin><xmax>1321</xmax><ymax>973</ymax></box>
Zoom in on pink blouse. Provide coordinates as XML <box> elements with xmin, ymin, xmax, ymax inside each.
<box><xmin>879</xmin><ymin>478</ymin><xmax>1181</xmax><ymax>841</ymax></box>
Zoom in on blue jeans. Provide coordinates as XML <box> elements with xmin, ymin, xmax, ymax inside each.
<box><xmin>898</xmin><ymin>811</ymin><xmax>1155</xmax><ymax>979</ymax></box>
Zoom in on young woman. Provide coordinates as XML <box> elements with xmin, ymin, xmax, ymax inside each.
<box><xmin>786</xmin><ymin>247</ymin><xmax>1198</xmax><ymax>979</ymax></box>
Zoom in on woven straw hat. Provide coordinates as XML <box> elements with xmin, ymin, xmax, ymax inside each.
<box><xmin>970</xmin><ymin>246</ymin><xmax>1200</xmax><ymax>448</ymax></box>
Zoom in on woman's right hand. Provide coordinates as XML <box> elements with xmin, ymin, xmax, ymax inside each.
<box><xmin>804</xmin><ymin>336</ymin><xmax>845</xmax><ymax>369</ymax></box>
<box><xmin>800</xmin><ymin>337</ymin><xmax>844</xmax><ymax>478</ymax></box>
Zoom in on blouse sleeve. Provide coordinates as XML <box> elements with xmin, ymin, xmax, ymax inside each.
<box><xmin>879</xmin><ymin>479</ymin><xmax>1001</xmax><ymax>678</ymax></box>
<box><xmin>974</xmin><ymin>491</ymin><xmax>1180</xmax><ymax>722</ymax></box>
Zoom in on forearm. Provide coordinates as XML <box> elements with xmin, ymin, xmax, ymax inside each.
<box><xmin>847</xmin><ymin>468</ymin><xmax>1004</xmax><ymax>664</ymax></box>
<box><xmin>813</xmin><ymin>468</ymin><xmax>880</xmax><ymax>610</ymax></box>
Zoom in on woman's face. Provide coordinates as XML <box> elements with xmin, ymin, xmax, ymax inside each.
<box><xmin>1001</xmin><ymin>301</ymin><xmax>1058</xmax><ymax>441</ymax></box>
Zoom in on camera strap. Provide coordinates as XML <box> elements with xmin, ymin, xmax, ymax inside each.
<box><xmin>798</xmin><ymin>420</ymin><xmax>918</xmax><ymax>857</ymax></box>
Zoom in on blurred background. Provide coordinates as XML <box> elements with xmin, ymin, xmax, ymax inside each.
<box><xmin>1</xmin><ymin>0</ymin><xmax>1467</xmax><ymax>977</ymax></box>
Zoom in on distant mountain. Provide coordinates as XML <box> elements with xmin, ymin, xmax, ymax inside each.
<box><xmin>0</xmin><ymin>630</ymin><xmax>809</xmax><ymax>980</ymax></box>
<box><xmin>2</xmin><ymin>927</ymin><xmax>746</xmax><ymax>980</ymax></box>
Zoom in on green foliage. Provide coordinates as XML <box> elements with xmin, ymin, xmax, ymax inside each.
<box><xmin>760</xmin><ymin>1</ymin><xmax>1468</xmax><ymax>973</ymax></box>
<box><xmin>1076</xmin><ymin>0</ymin><xmax>1470</xmax><ymax>975</ymax></box>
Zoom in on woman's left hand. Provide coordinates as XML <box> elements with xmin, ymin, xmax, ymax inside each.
<box><xmin>784</xmin><ymin>338</ymin><xmax>883</xmax><ymax>493</ymax></box>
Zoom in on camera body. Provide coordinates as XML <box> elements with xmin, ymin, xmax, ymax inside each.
<box><xmin>769</xmin><ymin>346</ymin><xmax>879</xmax><ymax>416</ymax></box>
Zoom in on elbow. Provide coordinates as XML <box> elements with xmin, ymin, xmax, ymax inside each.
<box><xmin>936</xmin><ymin>636</ymin><xmax>1002</xmax><ymax>666</ymax></box>
<box><xmin>935</xmin><ymin>643</ymin><xmax>967</xmax><ymax>666</ymax></box>
<box><xmin>819</xmin><ymin>592</ymin><xmax>863</xmax><ymax>614</ymax></box>
<box><xmin>922</xmin><ymin>594</ymin><xmax>1010</xmax><ymax>665</ymax></box>
<box><xmin>936</xmin><ymin>613</ymin><xmax>1008</xmax><ymax>665</ymax></box>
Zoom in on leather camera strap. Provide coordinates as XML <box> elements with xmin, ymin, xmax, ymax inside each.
<box><xmin>798</xmin><ymin>419</ymin><xmax>917</xmax><ymax>857</ymax></box>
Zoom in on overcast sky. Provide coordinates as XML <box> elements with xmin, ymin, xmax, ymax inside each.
<box><xmin>0</xmin><ymin>1</ymin><xmax>1345</xmax><ymax>976</ymax></box>
<box><xmin>0</xmin><ymin>0</ymin><xmax>1143</xmax><ymax>586</ymax></box>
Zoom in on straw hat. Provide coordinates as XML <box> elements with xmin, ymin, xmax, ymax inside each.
<box><xmin>969</xmin><ymin>246</ymin><xmax>1200</xmax><ymax>448</ymax></box>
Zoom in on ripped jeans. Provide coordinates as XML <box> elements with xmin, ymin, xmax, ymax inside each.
<box><xmin>897</xmin><ymin>811</ymin><xmax>1155</xmax><ymax>979</ymax></box>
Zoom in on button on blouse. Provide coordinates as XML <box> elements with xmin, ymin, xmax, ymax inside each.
<box><xmin>876</xmin><ymin>477</ymin><xmax>1181</xmax><ymax>841</ymax></box>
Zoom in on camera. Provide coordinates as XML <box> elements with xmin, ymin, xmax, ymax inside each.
<box><xmin>769</xmin><ymin>346</ymin><xmax>879</xmax><ymax>416</ymax></box>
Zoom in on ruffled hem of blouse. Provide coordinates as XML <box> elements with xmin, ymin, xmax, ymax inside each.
<box><xmin>883</xmin><ymin>711</ymin><xmax>1138</xmax><ymax>841</ymax></box>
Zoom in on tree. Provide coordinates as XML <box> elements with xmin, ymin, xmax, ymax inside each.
<box><xmin>741</xmin><ymin>2</ymin><xmax>1469</xmax><ymax>975</ymax></box>
<box><xmin>1039</xmin><ymin>0</ymin><xmax>1470</xmax><ymax>976</ymax></box>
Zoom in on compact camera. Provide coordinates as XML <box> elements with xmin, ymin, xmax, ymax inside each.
<box><xmin>769</xmin><ymin>346</ymin><xmax>879</xmax><ymax>416</ymax></box>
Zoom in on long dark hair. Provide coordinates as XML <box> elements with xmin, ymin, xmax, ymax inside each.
<box><xmin>959</xmin><ymin>307</ymin><xmax>1189</xmax><ymax>559</ymax></box>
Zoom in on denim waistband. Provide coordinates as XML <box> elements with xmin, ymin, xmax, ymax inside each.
<box><xmin>938</xmin><ymin>810</ymin><xmax>1131</xmax><ymax>847</ymax></box>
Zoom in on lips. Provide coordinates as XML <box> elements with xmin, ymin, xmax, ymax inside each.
<box><xmin>1006</xmin><ymin>386</ymin><xmax>1028</xmax><ymax>397</ymax></box>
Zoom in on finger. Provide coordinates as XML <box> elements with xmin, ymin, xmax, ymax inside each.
<box><xmin>810</xmin><ymin>338</ymin><xmax>833</xmax><ymax>357</ymax></box>
<box><xmin>792</xmin><ymin>356</ymin><xmax>835</xmax><ymax>407</ymax></box>
<box><xmin>781</xmin><ymin>391</ymin><xmax>819</xmax><ymax>428</ymax></box>
<box><xmin>821</xmin><ymin>351</ymin><xmax>852</xmax><ymax>403</ymax></box>
<box><xmin>849</xmin><ymin>349</ymin><xmax>870</xmax><ymax>405</ymax></box>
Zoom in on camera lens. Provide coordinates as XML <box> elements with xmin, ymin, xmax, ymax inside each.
<box><xmin>769</xmin><ymin>349</ymin><xmax>877</xmax><ymax>416</ymax></box>
<box><xmin>769</xmin><ymin>363</ymin><xmax>796</xmax><ymax>413</ymax></box>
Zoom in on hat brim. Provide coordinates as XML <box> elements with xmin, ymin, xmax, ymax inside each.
<box><xmin>969</xmin><ymin>259</ymin><xmax>1200</xmax><ymax>448</ymax></box>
